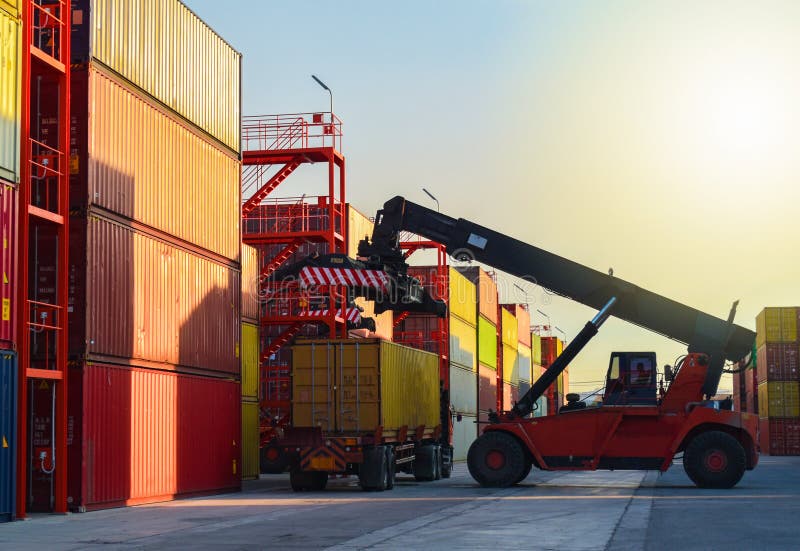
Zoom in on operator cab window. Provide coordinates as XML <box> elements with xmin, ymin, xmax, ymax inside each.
<box><xmin>603</xmin><ymin>352</ymin><xmax>657</xmax><ymax>406</ymax></box>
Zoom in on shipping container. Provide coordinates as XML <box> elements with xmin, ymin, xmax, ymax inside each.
<box><xmin>456</xmin><ymin>267</ymin><xmax>498</xmax><ymax>324</ymax></box>
<box><xmin>0</xmin><ymin>184</ymin><xmax>16</xmax><ymax>347</ymax></box>
<box><xmin>532</xmin><ymin>333</ymin><xmax>542</xmax><ymax>365</ymax></box>
<box><xmin>0</xmin><ymin>0</ymin><xmax>19</xmax><ymax>17</ymax></box>
<box><xmin>291</xmin><ymin>339</ymin><xmax>440</xmax><ymax>437</ymax></box>
<box><xmin>67</xmin><ymin>362</ymin><xmax>240</xmax><ymax>511</ymax></box>
<box><xmin>241</xmin><ymin>399</ymin><xmax>259</xmax><ymax>480</ymax></box>
<box><xmin>532</xmin><ymin>362</ymin><xmax>543</xmax><ymax>382</ymax></box>
<box><xmin>449</xmin><ymin>364</ymin><xmax>478</xmax><ymax>415</ymax></box>
<box><xmin>70</xmin><ymin>65</ymin><xmax>241</xmax><ymax>260</ymax></box>
<box><xmin>241</xmin><ymin>323</ymin><xmax>259</xmax><ymax>399</ymax></box>
<box><xmin>787</xmin><ymin>420</ymin><xmax>800</xmax><ymax>455</ymax></box>
<box><xmin>502</xmin><ymin>382</ymin><xmax>515</xmax><ymax>411</ymax></box>
<box><xmin>756</xmin><ymin>343</ymin><xmax>799</xmax><ymax>383</ymax></box>
<box><xmin>0</xmin><ymin>9</ymin><xmax>20</xmax><ymax>184</ymax></box>
<box><xmin>241</xmin><ymin>244</ymin><xmax>259</xmax><ymax>322</ymax></box>
<box><xmin>518</xmin><ymin>345</ymin><xmax>532</xmax><ymax>383</ymax></box>
<box><xmin>69</xmin><ymin>214</ymin><xmax>240</xmax><ymax>374</ymax></box>
<box><xmin>449</xmin><ymin>267</ymin><xmax>476</xmax><ymax>325</ymax></box>
<box><xmin>71</xmin><ymin>0</ymin><xmax>241</xmax><ymax>152</ymax></box>
<box><xmin>756</xmin><ymin>307</ymin><xmax>798</xmax><ymax>348</ymax></box>
<box><xmin>452</xmin><ymin>413</ymin><xmax>477</xmax><ymax>462</ymax></box>
<box><xmin>501</xmin><ymin>307</ymin><xmax>517</xmax><ymax>347</ymax></box>
<box><xmin>759</xmin><ymin>418</ymin><xmax>784</xmax><ymax>455</ymax></box>
<box><xmin>354</xmin><ymin>297</ymin><xmax>394</xmax><ymax>340</ymax></box>
<box><xmin>502</xmin><ymin>304</ymin><xmax>531</xmax><ymax>347</ymax></box>
<box><xmin>0</xmin><ymin>351</ymin><xmax>16</xmax><ymax>522</ymax></box>
<box><xmin>478</xmin><ymin>362</ymin><xmax>497</xmax><ymax>413</ymax></box>
<box><xmin>757</xmin><ymin>381</ymin><xmax>800</xmax><ymax>418</ymax></box>
<box><xmin>477</xmin><ymin>315</ymin><xmax>497</xmax><ymax>368</ymax></box>
<box><xmin>449</xmin><ymin>315</ymin><xmax>477</xmax><ymax>371</ymax></box>
<box><xmin>502</xmin><ymin>342</ymin><xmax>519</xmax><ymax>385</ymax></box>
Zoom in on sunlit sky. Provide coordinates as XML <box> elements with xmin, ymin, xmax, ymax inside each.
<box><xmin>186</xmin><ymin>0</ymin><xmax>800</xmax><ymax>393</ymax></box>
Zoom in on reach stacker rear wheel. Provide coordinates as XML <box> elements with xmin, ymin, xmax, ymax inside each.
<box><xmin>467</xmin><ymin>431</ymin><xmax>529</xmax><ymax>488</ymax></box>
<box><xmin>683</xmin><ymin>430</ymin><xmax>746</xmax><ymax>489</ymax></box>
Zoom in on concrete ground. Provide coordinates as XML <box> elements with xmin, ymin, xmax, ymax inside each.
<box><xmin>1</xmin><ymin>456</ymin><xmax>798</xmax><ymax>550</ymax></box>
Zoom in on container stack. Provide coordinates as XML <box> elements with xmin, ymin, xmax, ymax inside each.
<box><xmin>755</xmin><ymin>307</ymin><xmax>800</xmax><ymax>455</ymax></box>
<box><xmin>65</xmin><ymin>1</ymin><xmax>243</xmax><ymax>511</ymax></box>
<box><xmin>531</xmin><ymin>333</ymin><xmax>547</xmax><ymax>416</ymax></box>
<box><xmin>0</xmin><ymin>0</ymin><xmax>20</xmax><ymax>523</ymax></box>
<box><xmin>511</xmin><ymin>306</ymin><xmax>532</xmax><ymax>408</ymax></box>
<box><xmin>457</xmin><ymin>267</ymin><xmax>499</xmax><ymax>425</ymax></box>
<box><xmin>447</xmin><ymin>268</ymin><xmax>478</xmax><ymax>461</ymax></box>
<box><xmin>500</xmin><ymin>306</ymin><xmax>519</xmax><ymax>410</ymax></box>
<box><xmin>540</xmin><ymin>336</ymin><xmax>568</xmax><ymax>412</ymax></box>
<box><xmin>241</xmin><ymin>244</ymin><xmax>260</xmax><ymax>480</ymax></box>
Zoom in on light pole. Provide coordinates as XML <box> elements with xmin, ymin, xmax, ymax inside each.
<box><xmin>555</xmin><ymin>326</ymin><xmax>567</xmax><ymax>343</ymax></box>
<box><xmin>513</xmin><ymin>283</ymin><xmax>530</xmax><ymax>306</ymax></box>
<box><xmin>311</xmin><ymin>74</ymin><xmax>333</xmax><ymax>117</ymax></box>
<box><xmin>422</xmin><ymin>188</ymin><xmax>439</xmax><ymax>212</ymax></box>
<box><xmin>536</xmin><ymin>308</ymin><xmax>551</xmax><ymax>335</ymax></box>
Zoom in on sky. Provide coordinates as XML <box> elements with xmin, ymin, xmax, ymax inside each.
<box><xmin>185</xmin><ymin>0</ymin><xmax>800</xmax><ymax>394</ymax></box>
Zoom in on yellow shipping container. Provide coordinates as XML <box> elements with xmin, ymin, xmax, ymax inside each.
<box><xmin>502</xmin><ymin>342</ymin><xmax>519</xmax><ymax>385</ymax></box>
<box><xmin>449</xmin><ymin>315</ymin><xmax>477</xmax><ymax>371</ymax></box>
<box><xmin>758</xmin><ymin>381</ymin><xmax>800</xmax><ymax>418</ymax></box>
<box><xmin>292</xmin><ymin>339</ymin><xmax>440</xmax><ymax>438</ymax></box>
<box><xmin>74</xmin><ymin>0</ymin><xmax>241</xmax><ymax>152</ymax></box>
<box><xmin>532</xmin><ymin>363</ymin><xmax>543</xmax><ymax>381</ymax></box>
<box><xmin>242</xmin><ymin>244</ymin><xmax>259</xmax><ymax>322</ymax></box>
<box><xmin>756</xmin><ymin>307</ymin><xmax>798</xmax><ymax>347</ymax></box>
<box><xmin>449</xmin><ymin>267</ymin><xmax>477</xmax><ymax>325</ymax></box>
<box><xmin>532</xmin><ymin>333</ymin><xmax>542</xmax><ymax>365</ymax></box>
<box><xmin>241</xmin><ymin>399</ymin><xmax>260</xmax><ymax>480</ymax></box>
<box><xmin>501</xmin><ymin>308</ymin><xmax>517</xmax><ymax>347</ymax></box>
<box><xmin>0</xmin><ymin>0</ymin><xmax>19</xmax><ymax>16</ymax></box>
<box><xmin>0</xmin><ymin>9</ymin><xmax>21</xmax><ymax>184</ymax></box>
<box><xmin>518</xmin><ymin>345</ymin><xmax>532</xmax><ymax>383</ymax></box>
<box><xmin>241</xmin><ymin>323</ymin><xmax>259</xmax><ymax>399</ymax></box>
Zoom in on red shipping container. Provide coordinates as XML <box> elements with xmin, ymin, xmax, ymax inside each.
<box><xmin>456</xmin><ymin>267</ymin><xmax>498</xmax><ymax>324</ymax></box>
<box><xmin>67</xmin><ymin>362</ymin><xmax>241</xmax><ymax>511</ymax></box>
<box><xmin>0</xmin><ymin>183</ymin><xmax>16</xmax><ymax>348</ymax></box>
<box><xmin>759</xmin><ymin>418</ymin><xmax>788</xmax><ymax>456</ymax></box>
<box><xmin>408</xmin><ymin>266</ymin><xmax>448</xmax><ymax>301</ymax></box>
<box><xmin>478</xmin><ymin>362</ymin><xmax>497</xmax><ymax>413</ymax></box>
<box><xmin>785</xmin><ymin>420</ymin><xmax>800</xmax><ymax>456</ymax></box>
<box><xmin>69</xmin><ymin>214</ymin><xmax>241</xmax><ymax>374</ymax></box>
<box><xmin>501</xmin><ymin>382</ymin><xmax>519</xmax><ymax>411</ymax></box>
<box><xmin>757</xmin><ymin>344</ymin><xmax>799</xmax><ymax>382</ymax></box>
<box><xmin>541</xmin><ymin>337</ymin><xmax>559</xmax><ymax>366</ymax></box>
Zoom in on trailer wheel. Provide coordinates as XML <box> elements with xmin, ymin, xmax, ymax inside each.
<box><xmin>441</xmin><ymin>446</ymin><xmax>453</xmax><ymax>479</ymax></box>
<box><xmin>289</xmin><ymin>469</ymin><xmax>327</xmax><ymax>492</ymax></box>
<box><xmin>260</xmin><ymin>444</ymin><xmax>289</xmax><ymax>474</ymax></box>
<box><xmin>413</xmin><ymin>444</ymin><xmax>437</xmax><ymax>482</ymax></box>
<box><xmin>683</xmin><ymin>431</ymin><xmax>746</xmax><ymax>489</ymax></box>
<box><xmin>467</xmin><ymin>431</ymin><xmax>528</xmax><ymax>488</ymax></box>
<box><xmin>385</xmin><ymin>446</ymin><xmax>396</xmax><ymax>490</ymax></box>
<box><xmin>360</xmin><ymin>446</ymin><xmax>388</xmax><ymax>491</ymax></box>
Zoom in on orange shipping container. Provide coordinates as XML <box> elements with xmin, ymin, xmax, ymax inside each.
<box><xmin>70</xmin><ymin>65</ymin><xmax>241</xmax><ymax>260</ymax></box>
<box><xmin>503</xmin><ymin>304</ymin><xmax>531</xmax><ymax>347</ymax></box>
<box><xmin>241</xmin><ymin>244</ymin><xmax>259</xmax><ymax>322</ymax></box>
<box><xmin>456</xmin><ymin>267</ymin><xmax>498</xmax><ymax>324</ymax></box>
<box><xmin>69</xmin><ymin>214</ymin><xmax>241</xmax><ymax>374</ymax></box>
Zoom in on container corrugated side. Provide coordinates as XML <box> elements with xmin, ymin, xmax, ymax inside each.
<box><xmin>0</xmin><ymin>351</ymin><xmax>16</xmax><ymax>522</ymax></box>
<box><xmin>502</xmin><ymin>343</ymin><xmax>518</xmax><ymax>385</ymax></box>
<box><xmin>449</xmin><ymin>267</ymin><xmax>476</xmax><ymax>325</ymax></box>
<box><xmin>0</xmin><ymin>10</ymin><xmax>20</xmax><ymax>184</ymax></box>
<box><xmin>241</xmin><ymin>323</ymin><xmax>259</xmax><ymax>399</ymax></box>
<box><xmin>449</xmin><ymin>315</ymin><xmax>476</xmax><ymax>371</ymax></box>
<box><xmin>452</xmin><ymin>413</ymin><xmax>477</xmax><ymax>462</ymax></box>
<box><xmin>0</xmin><ymin>0</ymin><xmax>19</xmax><ymax>17</ymax></box>
<box><xmin>70</xmin><ymin>214</ymin><xmax>240</xmax><ymax>374</ymax></box>
<box><xmin>477</xmin><ymin>315</ymin><xmax>497</xmax><ymax>369</ymax></box>
<box><xmin>456</xmin><ymin>266</ymin><xmax>498</xmax><ymax>324</ymax></box>
<box><xmin>450</xmin><ymin>364</ymin><xmax>478</xmax><ymax>415</ymax></box>
<box><xmin>518</xmin><ymin>345</ymin><xmax>532</xmax><ymax>383</ymax></box>
<box><xmin>291</xmin><ymin>339</ymin><xmax>440</xmax><ymax>436</ymax></box>
<box><xmin>757</xmin><ymin>381</ymin><xmax>800</xmax><ymax>418</ymax></box>
<box><xmin>756</xmin><ymin>343</ymin><xmax>799</xmax><ymax>382</ymax></box>
<box><xmin>0</xmin><ymin>184</ymin><xmax>15</xmax><ymax>347</ymax></box>
<box><xmin>241</xmin><ymin>244</ymin><xmax>259</xmax><ymax>322</ymax></box>
<box><xmin>67</xmin><ymin>362</ymin><xmax>240</xmax><ymax>510</ymax></box>
<box><xmin>510</xmin><ymin>304</ymin><xmax>531</xmax><ymax>347</ymax></box>
<box><xmin>72</xmin><ymin>0</ymin><xmax>241</xmax><ymax>152</ymax></box>
<box><xmin>756</xmin><ymin>307</ymin><xmax>798</xmax><ymax>348</ymax></box>
<box><xmin>532</xmin><ymin>363</ymin><xmax>543</xmax><ymax>382</ymax></box>
<box><xmin>71</xmin><ymin>66</ymin><xmax>241</xmax><ymax>260</ymax></box>
<box><xmin>478</xmin><ymin>362</ymin><xmax>497</xmax><ymax>413</ymax></box>
<box><xmin>241</xmin><ymin>399</ymin><xmax>259</xmax><ymax>480</ymax></box>
<box><xmin>501</xmin><ymin>308</ymin><xmax>517</xmax><ymax>347</ymax></box>
<box><xmin>532</xmin><ymin>333</ymin><xmax>542</xmax><ymax>365</ymax></box>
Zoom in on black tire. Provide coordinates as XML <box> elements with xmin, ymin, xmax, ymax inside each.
<box><xmin>260</xmin><ymin>444</ymin><xmax>289</xmax><ymax>474</ymax></box>
<box><xmin>309</xmin><ymin>471</ymin><xmax>328</xmax><ymax>491</ymax></box>
<box><xmin>683</xmin><ymin>431</ymin><xmax>746</xmax><ymax>489</ymax></box>
<box><xmin>360</xmin><ymin>446</ymin><xmax>388</xmax><ymax>491</ymax></box>
<box><xmin>413</xmin><ymin>444</ymin><xmax>437</xmax><ymax>482</ymax></box>
<box><xmin>515</xmin><ymin>461</ymin><xmax>533</xmax><ymax>484</ymax></box>
<box><xmin>385</xmin><ymin>446</ymin><xmax>396</xmax><ymax>490</ymax></box>
<box><xmin>433</xmin><ymin>445</ymin><xmax>442</xmax><ymax>480</ymax></box>
<box><xmin>290</xmin><ymin>469</ymin><xmax>311</xmax><ymax>492</ymax></box>
<box><xmin>467</xmin><ymin>431</ymin><xmax>529</xmax><ymax>488</ymax></box>
<box><xmin>441</xmin><ymin>446</ymin><xmax>453</xmax><ymax>479</ymax></box>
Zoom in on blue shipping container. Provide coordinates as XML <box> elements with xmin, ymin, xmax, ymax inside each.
<box><xmin>1</xmin><ymin>350</ymin><xmax>16</xmax><ymax>522</ymax></box>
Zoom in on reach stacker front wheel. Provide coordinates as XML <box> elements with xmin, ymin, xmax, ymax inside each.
<box><xmin>683</xmin><ymin>430</ymin><xmax>746</xmax><ymax>489</ymax></box>
<box><xmin>467</xmin><ymin>431</ymin><xmax>529</xmax><ymax>488</ymax></box>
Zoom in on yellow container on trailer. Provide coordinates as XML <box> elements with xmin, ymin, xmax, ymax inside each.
<box><xmin>449</xmin><ymin>267</ymin><xmax>477</xmax><ymax>325</ymax></box>
<box><xmin>241</xmin><ymin>322</ymin><xmax>259</xmax><ymax>399</ymax></box>
<box><xmin>241</xmin><ymin>398</ymin><xmax>260</xmax><ymax>480</ymax></box>
<box><xmin>292</xmin><ymin>339</ymin><xmax>440</xmax><ymax>438</ymax></box>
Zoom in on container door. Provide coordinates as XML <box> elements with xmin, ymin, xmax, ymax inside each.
<box><xmin>292</xmin><ymin>342</ymin><xmax>336</xmax><ymax>431</ymax></box>
<box><xmin>337</xmin><ymin>341</ymin><xmax>380</xmax><ymax>433</ymax></box>
<box><xmin>0</xmin><ymin>352</ymin><xmax>16</xmax><ymax>522</ymax></box>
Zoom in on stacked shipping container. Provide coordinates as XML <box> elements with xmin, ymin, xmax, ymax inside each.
<box><xmin>241</xmin><ymin>244</ymin><xmax>259</xmax><ymax>480</ymax></box>
<box><xmin>0</xmin><ymin>1</ymin><xmax>20</xmax><ymax>522</ymax></box>
<box><xmin>531</xmin><ymin>333</ymin><xmax>547</xmax><ymax>416</ymax></box>
<box><xmin>754</xmin><ymin>307</ymin><xmax>800</xmax><ymax>455</ymax></box>
<box><xmin>65</xmin><ymin>1</ymin><xmax>243</xmax><ymax>510</ymax></box>
<box><xmin>448</xmin><ymin>268</ymin><xmax>478</xmax><ymax>461</ymax></box>
<box><xmin>500</xmin><ymin>307</ymin><xmax>519</xmax><ymax>409</ymax></box>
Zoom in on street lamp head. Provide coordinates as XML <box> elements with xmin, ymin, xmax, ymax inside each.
<box><xmin>536</xmin><ymin>309</ymin><xmax>548</xmax><ymax>318</ymax></box>
<box><xmin>311</xmin><ymin>74</ymin><xmax>330</xmax><ymax>91</ymax></box>
<box><xmin>422</xmin><ymin>188</ymin><xmax>437</xmax><ymax>203</ymax></box>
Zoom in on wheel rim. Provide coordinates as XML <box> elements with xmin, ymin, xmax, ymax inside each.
<box><xmin>266</xmin><ymin>447</ymin><xmax>279</xmax><ymax>461</ymax></box>
<box><xmin>705</xmin><ymin>449</ymin><xmax>728</xmax><ymax>472</ymax></box>
<box><xmin>486</xmin><ymin>449</ymin><xmax>506</xmax><ymax>470</ymax></box>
